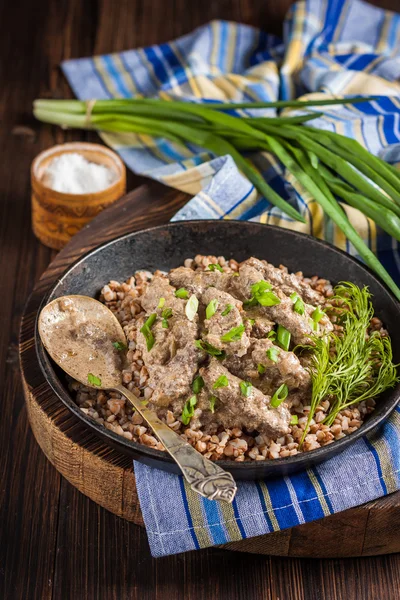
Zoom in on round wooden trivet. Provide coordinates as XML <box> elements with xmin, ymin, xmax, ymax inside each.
<box><xmin>20</xmin><ymin>181</ymin><xmax>400</xmax><ymax>557</ymax></box>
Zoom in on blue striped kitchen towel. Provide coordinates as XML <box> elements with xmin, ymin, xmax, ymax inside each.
<box><xmin>62</xmin><ymin>0</ymin><xmax>400</xmax><ymax>557</ymax></box>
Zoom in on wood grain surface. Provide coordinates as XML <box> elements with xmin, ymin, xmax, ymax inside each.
<box><xmin>2</xmin><ymin>0</ymin><xmax>400</xmax><ymax>599</ymax></box>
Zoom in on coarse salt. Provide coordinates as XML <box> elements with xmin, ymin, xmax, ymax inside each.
<box><xmin>42</xmin><ymin>152</ymin><xmax>116</xmax><ymax>194</ymax></box>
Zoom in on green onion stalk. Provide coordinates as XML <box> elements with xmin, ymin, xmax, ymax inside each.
<box><xmin>33</xmin><ymin>96</ymin><xmax>400</xmax><ymax>300</ymax></box>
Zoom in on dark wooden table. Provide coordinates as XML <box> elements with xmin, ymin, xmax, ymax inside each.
<box><xmin>2</xmin><ymin>1</ymin><xmax>400</xmax><ymax>598</ymax></box>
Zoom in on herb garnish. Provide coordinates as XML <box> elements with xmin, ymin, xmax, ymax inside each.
<box><xmin>195</xmin><ymin>339</ymin><xmax>226</xmax><ymax>360</ymax></box>
<box><xmin>240</xmin><ymin>381</ymin><xmax>252</xmax><ymax>397</ymax></box>
<box><xmin>140</xmin><ymin>313</ymin><xmax>157</xmax><ymax>351</ymax></box>
<box><xmin>290</xmin><ymin>415</ymin><xmax>299</xmax><ymax>425</ymax></box>
<box><xmin>161</xmin><ymin>307</ymin><xmax>173</xmax><ymax>328</ymax></box>
<box><xmin>185</xmin><ymin>295</ymin><xmax>199</xmax><ymax>321</ymax></box>
<box><xmin>222</xmin><ymin>304</ymin><xmax>233</xmax><ymax>316</ymax></box>
<box><xmin>113</xmin><ymin>341</ymin><xmax>127</xmax><ymax>351</ymax></box>
<box><xmin>208</xmin><ymin>263</ymin><xmax>223</xmax><ymax>272</ymax></box>
<box><xmin>266</xmin><ymin>347</ymin><xmax>280</xmax><ymax>363</ymax></box>
<box><xmin>276</xmin><ymin>324</ymin><xmax>291</xmax><ymax>351</ymax></box>
<box><xmin>300</xmin><ymin>283</ymin><xmax>399</xmax><ymax>443</ymax></box>
<box><xmin>206</xmin><ymin>299</ymin><xmax>219</xmax><ymax>320</ymax></box>
<box><xmin>244</xmin><ymin>280</ymin><xmax>281</xmax><ymax>308</ymax></box>
<box><xmin>221</xmin><ymin>324</ymin><xmax>245</xmax><ymax>342</ymax></box>
<box><xmin>181</xmin><ymin>395</ymin><xmax>197</xmax><ymax>425</ymax></box>
<box><xmin>213</xmin><ymin>375</ymin><xmax>229</xmax><ymax>389</ymax></box>
<box><xmin>290</xmin><ymin>292</ymin><xmax>305</xmax><ymax>315</ymax></box>
<box><xmin>271</xmin><ymin>383</ymin><xmax>289</xmax><ymax>407</ymax></box>
<box><xmin>311</xmin><ymin>306</ymin><xmax>325</xmax><ymax>330</ymax></box>
<box><xmin>209</xmin><ymin>395</ymin><xmax>217</xmax><ymax>413</ymax></box>
<box><xmin>192</xmin><ymin>375</ymin><xmax>204</xmax><ymax>394</ymax></box>
<box><xmin>258</xmin><ymin>363</ymin><xmax>266</xmax><ymax>374</ymax></box>
<box><xmin>175</xmin><ymin>288</ymin><xmax>189</xmax><ymax>299</ymax></box>
<box><xmin>88</xmin><ymin>373</ymin><xmax>102</xmax><ymax>386</ymax></box>
<box><xmin>157</xmin><ymin>297</ymin><xmax>165</xmax><ymax>309</ymax></box>
<box><xmin>267</xmin><ymin>330</ymin><xmax>277</xmax><ymax>341</ymax></box>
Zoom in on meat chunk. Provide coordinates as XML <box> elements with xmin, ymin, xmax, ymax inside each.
<box><xmin>200</xmin><ymin>360</ymin><xmax>290</xmax><ymax>437</ymax></box>
<box><xmin>137</xmin><ymin>275</ymin><xmax>200</xmax><ymax>408</ymax></box>
<box><xmin>243</xmin><ymin>257</ymin><xmax>325</xmax><ymax>305</ymax></box>
<box><xmin>231</xmin><ymin>263</ymin><xmax>327</xmax><ymax>345</ymax></box>
<box><xmin>201</xmin><ymin>287</ymin><xmax>250</xmax><ymax>357</ymax></box>
<box><xmin>245</xmin><ymin>309</ymin><xmax>274</xmax><ymax>338</ymax></box>
<box><xmin>147</xmin><ymin>344</ymin><xmax>200</xmax><ymax>410</ymax></box>
<box><xmin>251</xmin><ymin>338</ymin><xmax>311</xmax><ymax>390</ymax></box>
<box><xmin>169</xmin><ymin>266</ymin><xmax>230</xmax><ymax>296</ymax></box>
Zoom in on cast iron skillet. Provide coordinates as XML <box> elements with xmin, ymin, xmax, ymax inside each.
<box><xmin>35</xmin><ymin>221</ymin><xmax>400</xmax><ymax>480</ymax></box>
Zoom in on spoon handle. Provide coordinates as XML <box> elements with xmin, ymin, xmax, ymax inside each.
<box><xmin>116</xmin><ymin>385</ymin><xmax>237</xmax><ymax>503</ymax></box>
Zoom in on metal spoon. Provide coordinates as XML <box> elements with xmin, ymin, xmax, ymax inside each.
<box><xmin>38</xmin><ymin>295</ymin><xmax>237</xmax><ymax>503</ymax></box>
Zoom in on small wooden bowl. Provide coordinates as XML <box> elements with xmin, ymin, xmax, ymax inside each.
<box><xmin>31</xmin><ymin>142</ymin><xmax>126</xmax><ymax>250</ymax></box>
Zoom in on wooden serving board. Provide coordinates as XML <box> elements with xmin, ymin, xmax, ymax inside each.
<box><xmin>20</xmin><ymin>180</ymin><xmax>400</xmax><ymax>557</ymax></box>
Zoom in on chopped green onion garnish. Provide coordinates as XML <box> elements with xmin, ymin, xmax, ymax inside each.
<box><xmin>290</xmin><ymin>292</ymin><xmax>305</xmax><ymax>315</ymax></box>
<box><xmin>221</xmin><ymin>304</ymin><xmax>233</xmax><ymax>316</ymax></box>
<box><xmin>206</xmin><ymin>299</ymin><xmax>219</xmax><ymax>320</ymax></box>
<box><xmin>140</xmin><ymin>313</ymin><xmax>157</xmax><ymax>351</ymax></box>
<box><xmin>266</xmin><ymin>347</ymin><xmax>280</xmax><ymax>362</ymax></box>
<box><xmin>244</xmin><ymin>280</ymin><xmax>280</xmax><ymax>308</ymax></box>
<box><xmin>267</xmin><ymin>330</ymin><xmax>277</xmax><ymax>340</ymax></box>
<box><xmin>185</xmin><ymin>294</ymin><xmax>199</xmax><ymax>321</ymax></box>
<box><xmin>162</xmin><ymin>307</ymin><xmax>173</xmax><ymax>319</ymax></box>
<box><xmin>290</xmin><ymin>415</ymin><xmax>299</xmax><ymax>425</ymax></box>
<box><xmin>276</xmin><ymin>324</ymin><xmax>291</xmax><ymax>351</ymax></box>
<box><xmin>113</xmin><ymin>341</ymin><xmax>127</xmax><ymax>351</ymax></box>
<box><xmin>162</xmin><ymin>319</ymin><xmax>169</xmax><ymax>328</ymax></box>
<box><xmin>208</xmin><ymin>263</ymin><xmax>223</xmax><ymax>272</ymax></box>
<box><xmin>312</xmin><ymin>306</ymin><xmax>325</xmax><ymax>330</ymax></box>
<box><xmin>239</xmin><ymin>381</ymin><xmax>252</xmax><ymax>397</ymax></box>
<box><xmin>213</xmin><ymin>375</ymin><xmax>229</xmax><ymax>389</ymax></box>
<box><xmin>221</xmin><ymin>324</ymin><xmax>245</xmax><ymax>342</ymax></box>
<box><xmin>157</xmin><ymin>297</ymin><xmax>165</xmax><ymax>309</ymax></box>
<box><xmin>195</xmin><ymin>339</ymin><xmax>226</xmax><ymax>360</ymax></box>
<box><xmin>88</xmin><ymin>373</ymin><xmax>102</xmax><ymax>386</ymax></box>
<box><xmin>181</xmin><ymin>395</ymin><xmax>197</xmax><ymax>425</ymax></box>
<box><xmin>258</xmin><ymin>363</ymin><xmax>266</xmax><ymax>374</ymax></box>
<box><xmin>271</xmin><ymin>383</ymin><xmax>289</xmax><ymax>407</ymax></box>
<box><xmin>175</xmin><ymin>288</ymin><xmax>189</xmax><ymax>299</ymax></box>
<box><xmin>209</xmin><ymin>395</ymin><xmax>217</xmax><ymax>413</ymax></box>
<box><xmin>247</xmin><ymin>318</ymin><xmax>255</xmax><ymax>326</ymax></box>
<box><xmin>192</xmin><ymin>375</ymin><xmax>204</xmax><ymax>394</ymax></box>
<box><xmin>232</xmin><ymin>272</ymin><xmax>239</xmax><ymax>277</ymax></box>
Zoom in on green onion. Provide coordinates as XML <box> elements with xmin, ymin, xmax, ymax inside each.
<box><xmin>157</xmin><ymin>297</ymin><xmax>165</xmax><ymax>309</ymax></box>
<box><xmin>208</xmin><ymin>263</ymin><xmax>223</xmax><ymax>272</ymax></box>
<box><xmin>185</xmin><ymin>294</ymin><xmax>199</xmax><ymax>321</ymax></box>
<box><xmin>113</xmin><ymin>341</ymin><xmax>127</xmax><ymax>351</ymax></box>
<box><xmin>140</xmin><ymin>313</ymin><xmax>157</xmax><ymax>351</ymax></box>
<box><xmin>162</xmin><ymin>308</ymin><xmax>173</xmax><ymax>319</ymax></box>
<box><xmin>213</xmin><ymin>375</ymin><xmax>229</xmax><ymax>389</ymax></box>
<box><xmin>244</xmin><ymin>280</ymin><xmax>280</xmax><ymax>308</ymax></box>
<box><xmin>181</xmin><ymin>395</ymin><xmax>197</xmax><ymax>425</ymax></box>
<box><xmin>209</xmin><ymin>395</ymin><xmax>217</xmax><ymax>413</ymax></box>
<box><xmin>247</xmin><ymin>318</ymin><xmax>255</xmax><ymax>326</ymax></box>
<box><xmin>192</xmin><ymin>375</ymin><xmax>204</xmax><ymax>394</ymax></box>
<box><xmin>312</xmin><ymin>306</ymin><xmax>325</xmax><ymax>331</ymax></box>
<box><xmin>240</xmin><ymin>381</ymin><xmax>252</xmax><ymax>397</ymax></box>
<box><xmin>221</xmin><ymin>324</ymin><xmax>245</xmax><ymax>342</ymax></box>
<box><xmin>290</xmin><ymin>415</ymin><xmax>299</xmax><ymax>425</ymax></box>
<box><xmin>271</xmin><ymin>383</ymin><xmax>289</xmax><ymax>407</ymax></box>
<box><xmin>258</xmin><ymin>363</ymin><xmax>266</xmax><ymax>374</ymax></box>
<box><xmin>276</xmin><ymin>325</ymin><xmax>291</xmax><ymax>351</ymax></box>
<box><xmin>206</xmin><ymin>299</ymin><xmax>219</xmax><ymax>319</ymax></box>
<box><xmin>222</xmin><ymin>304</ymin><xmax>233</xmax><ymax>316</ymax></box>
<box><xmin>267</xmin><ymin>330</ymin><xmax>277</xmax><ymax>340</ymax></box>
<box><xmin>195</xmin><ymin>339</ymin><xmax>226</xmax><ymax>360</ymax></box>
<box><xmin>175</xmin><ymin>288</ymin><xmax>189</xmax><ymax>299</ymax></box>
<box><xmin>87</xmin><ymin>373</ymin><xmax>102</xmax><ymax>386</ymax></box>
<box><xmin>162</xmin><ymin>319</ymin><xmax>169</xmax><ymax>329</ymax></box>
<box><xmin>266</xmin><ymin>347</ymin><xmax>280</xmax><ymax>362</ymax></box>
<box><xmin>290</xmin><ymin>292</ymin><xmax>305</xmax><ymax>315</ymax></box>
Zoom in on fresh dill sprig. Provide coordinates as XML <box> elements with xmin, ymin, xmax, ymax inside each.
<box><xmin>300</xmin><ymin>282</ymin><xmax>398</xmax><ymax>444</ymax></box>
